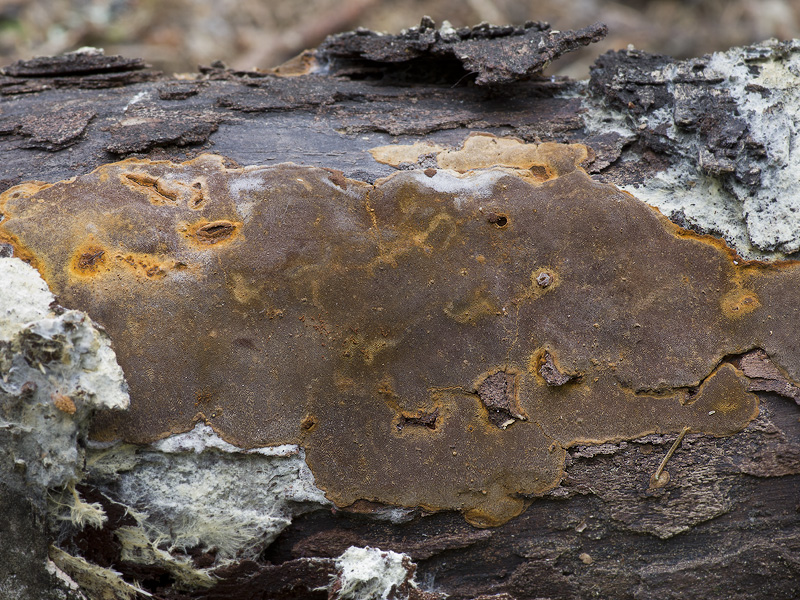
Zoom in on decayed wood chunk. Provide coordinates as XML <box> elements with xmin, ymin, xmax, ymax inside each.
<box><xmin>5</xmin><ymin>137</ymin><xmax>792</xmax><ymax>526</ymax></box>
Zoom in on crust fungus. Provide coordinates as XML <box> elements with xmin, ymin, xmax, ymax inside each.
<box><xmin>2</xmin><ymin>136</ymin><xmax>793</xmax><ymax>527</ymax></box>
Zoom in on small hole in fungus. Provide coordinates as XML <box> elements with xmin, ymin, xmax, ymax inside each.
<box><xmin>76</xmin><ymin>248</ymin><xmax>106</xmax><ymax>271</ymax></box>
<box><xmin>397</xmin><ymin>408</ymin><xmax>439</xmax><ymax>431</ymax></box>
<box><xmin>530</xmin><ymin>165</ymin><xmax>549</xmax><ymax>179</ymax></box>
<box><xmin>487</xmin><ymin>213</ymin><xmax>508</xmax><ymax>228</ymax></box>
<box><xmin>536</xmin><ymin>272</ymin><xmax>553</xmax><ymax>288</ymax></box>
<box><xmin>195</xmin><ymin>221</ymin><xmax>236</xmax><ymax>243</ymax></box>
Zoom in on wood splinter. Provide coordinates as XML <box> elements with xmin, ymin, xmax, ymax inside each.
<box><xmin>649</xmin><ymin>426</ymin><xmax>690</xmax><ymax>489</ymax></box>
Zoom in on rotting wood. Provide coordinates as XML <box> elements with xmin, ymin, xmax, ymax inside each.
<box><xmin>0</xmin><ymin>18</ymin><xmax>798</xmax><ymax>600</ymax></box>
<box><xmin>0</xmin><ymin>139</ymin><xmax>772</xmax><ymax>530</ymax></box>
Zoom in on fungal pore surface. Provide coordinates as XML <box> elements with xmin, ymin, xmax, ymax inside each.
<box><xmin>2</xmin><ymin>134</ymin><xmax>789</xmax><ymax>526</ymax></box>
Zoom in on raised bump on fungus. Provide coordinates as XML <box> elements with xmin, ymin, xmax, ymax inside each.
<box><xmin>5</xmin><ymin>135</ymin><xmax>798</xmax><ymax>527</ymax></box>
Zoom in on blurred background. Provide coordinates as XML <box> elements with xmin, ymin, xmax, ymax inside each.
<box><xmin>0</xmin><ymin>0</ymin><xmax>798</xmax><ymax>78</ymax></box>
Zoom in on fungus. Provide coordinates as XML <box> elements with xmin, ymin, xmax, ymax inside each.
<box><xmin>0</xmin><ymin>138</ymin><xmax>787</xmax><ymax>526</ymax></box>
<box><xmin>52</xmin><ymin>392</ymin><xmax>77</xmax><ymax>415</ymax></box>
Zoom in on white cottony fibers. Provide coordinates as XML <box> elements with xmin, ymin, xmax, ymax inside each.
<box><xmin>0</xmin><ymin>257</ymin><xmax>129</xmax><ymax>497</ymax></box>
<box><xmin>124</xmin><ymin>90</ymin><xmax>149</xmax><ymax>111</ymax></box>
<box><xmin>0</xmin><ymin>258</ymin><xmax>329</xmax><ymax>572</ymax></box>
<box><xmin>228</xmin><ymin>171</ymin><xmax>266</xmax><ymax>221</ymax></box>
<box><xmin>153</xmin><ymin>423</ymin><xmax>303</xmax><ymax>457</ymax></box>
<box><xmin>87</xmin><ymin>423</ymin><xmax>331</xmax><ymax>563</ymax></box>
<box><xmin>0</xmin><ymin>258</ymin><xmax>128</xmax><ymax>412</ymax></box>
<box><xmin>331</xmin><ymin>547</ymin><xmax>416</xmax><ymax>600</ymax></box>
<box><xmin>151</xmin><ymin>422</ymin><xmax>245</xmax><ymax>454</ymax></box>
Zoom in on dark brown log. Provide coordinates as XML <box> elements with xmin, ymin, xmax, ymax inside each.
<box><xmin>0</xmin><ymin>21</ymin><xmax>798</xmax><ymax>600</ymax></box>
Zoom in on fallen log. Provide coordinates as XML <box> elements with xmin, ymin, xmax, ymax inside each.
<box><xmin>0</xmin><ymin>19</ymin><xmax>798</xmax><ymax>600</ymax></box>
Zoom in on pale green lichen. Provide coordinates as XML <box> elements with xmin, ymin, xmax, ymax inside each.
<box><xmin>584</xmin><ymin>40</ymin><xmax>800</xmax><ymax>258</ymax></box>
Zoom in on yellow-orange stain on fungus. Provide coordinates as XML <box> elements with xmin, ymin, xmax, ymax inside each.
<box><xmin>1</xmin><ymin>136</ymin><xmax>794</xmax><ymax>527</ymax></box>
<box><xmin>52</xmin><ymin>392</ymin><xmax>77</xmax><ymax>415</ymax></box>
<box><xmin>721</xmin><ymin>288</ymin><xmax>761</xmax><ymax>318</ymax></box>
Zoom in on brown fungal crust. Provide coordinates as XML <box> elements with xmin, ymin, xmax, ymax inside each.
<box><xmin>0</xmin><ymin>140</ymin><xmax>786</xmax><ymax>527</ymax></box>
